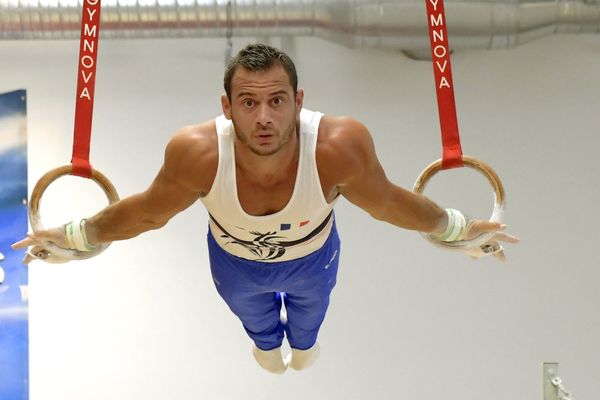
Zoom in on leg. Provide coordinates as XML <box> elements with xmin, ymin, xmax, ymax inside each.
<box><xmin>220</xmin><ymin>287</ymin><xmax>288</xmax><ymax>373</ymax></box>
<box><xmin>283</xmin><ymin>228</ymin><xmax>341</xmax><ymax>369</ymax></box>
<box><xmin>283</xmin><ymin>275</ymin><xmax>336</xmax><ymax>370</ymax></box>
<box><xmin>208</xmin><ymin>233</ymin><xmax>287</xmax><ymax>373</ymax></box>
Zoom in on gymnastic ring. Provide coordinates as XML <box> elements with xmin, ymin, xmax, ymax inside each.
<box><xmin>412</xmin><ymin>155</ymin><xmax>505</xmax><ymax>251</ymax></box>
<box><xmin>29</xmin><ymin>165</ymin><xmax>120</xmax><ymax>261</ymax></box>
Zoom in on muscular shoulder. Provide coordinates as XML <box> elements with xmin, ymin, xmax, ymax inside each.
<box><xmin>163</xmin><ymin>120</ymin><xmax>218</xmax><ymax>195</ymax></box>
<box><xmin>316</xmin><ymin>115</ymin><xmax>375</xmax><ymax>187</ymax></box>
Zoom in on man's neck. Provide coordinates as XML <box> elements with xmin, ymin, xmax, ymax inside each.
<box><xmin>234</xmin><ymin>128</ymin><xmax>299</xmax><ymax>187</ymax></box>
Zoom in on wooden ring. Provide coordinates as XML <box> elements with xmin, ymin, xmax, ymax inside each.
<box><xmin>412</xmin><ymin>155</ymin><xmax>505</xmax><ymax>250</ymax></box>
<box><xmin>29</xmin><ymin>165</ymin><xmax>119</xmax><ymax>260</ymax></box>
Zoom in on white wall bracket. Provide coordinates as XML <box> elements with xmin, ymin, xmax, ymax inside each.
<box><xmin>544</xmin><ymin>362</ymin><xmax>560</xmax><ymax>400</ymax></box>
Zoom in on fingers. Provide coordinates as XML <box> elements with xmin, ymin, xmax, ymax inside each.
<box><xmin>465</xmin><ymin>220</ymin><xmax>503</xmax><ymax>239</ymax></box>
<box><xmin>21</xmin><ymin>252</ymin><xmax>44</xmax><ymax>265</ymax></box>
<box><xmin>12</xmin><ymin>229</ymin><xmax>71</xmax><ymax>265</ymax></box>
<box><xmin>20</xmin><ymin>246</ymin><xmax>48</xmax><ymax>265</ymax></box>
<box><xmin>20</xmin><ymin>246</ymin><xmax>70</xmax><ymax>265</ymax></box>
<box><xmin>463</xmin><ymin>240</ymin><xmax>507</xmax><ymax>261</ymax></box>
<box><xmin>13</xmin><ymin>229</ymin><xmax>69</xmax><ymax>249</ymax></box>
<box><xmin>22</xmin><ymin>252</ymin><xmax>38</xmax><ymax>265</ymax></box>
<box><xmin>11</xmin><ymin>234</ymin><xmax>37</xmax><ymax>250</ymax></box>
<box><xmin>12</xmin><ymin>231</ymin><xmax>53</xmax><ymax>249</ymax></box>
<box><xmin>493</xmin><ymin>249</ymin><xmax>507</xmax><ymax>262</ymax></box>
<box><xmin>492</xmin><ymin>231</ymin><xmax>520</xmax><ymax>244</ymax></box>
<box><xmin>491</xmin><ymin>245</ymin><xmax>506</xmax><ymax>262</ymax></box>
<box><xmin>465</xmin><ymin>220</ymin><xmax>520</xmax><ymax>243</ymax></box>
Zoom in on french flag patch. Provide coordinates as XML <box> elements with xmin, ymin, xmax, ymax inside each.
<box><xmin>280</xmin><ymin>221</ymin><xmax>309</xmax><ymax>231</ymax></box>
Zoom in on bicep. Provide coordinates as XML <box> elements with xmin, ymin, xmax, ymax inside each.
<box><xmin>138</xmin><ymin>130</ymin><xmax>209</xmax><ymax>226</ymax></box>
<box><xmin>339</xmin><ymin>151</ymin><xmax>396</xmax><ymax>220</ymax></box>
<box><xmin>336</xmin><ymin>128</ymin><xmax>443</xmax><ymax>230</ymax></box>
<box><xmin>139</xmin><ymin>166</ymin><xmax>202</xmax><ymax>226</ymax></box>
<box><xmin>329</xmin><ymin>119</ymin><xmax>396</xmax><ymax>219</ymax></box>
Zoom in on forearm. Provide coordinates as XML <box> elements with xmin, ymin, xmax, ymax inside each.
<box><xmin>84</xmin><ymin>193</ymin><xmax>166</xmax><ymax>245</ymax></box>
<box><xmin>376</xmin><ymin>186</ymin><xmax>448</xmax><ymax>235</ymax></box>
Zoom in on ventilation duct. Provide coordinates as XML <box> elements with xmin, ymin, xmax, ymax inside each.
<box><xmin>1</xmin><ymin>0</ymin><xmax>599</xmax><ymax>50</ymax></box>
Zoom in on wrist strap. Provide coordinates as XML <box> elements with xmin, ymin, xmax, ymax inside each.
<box><xmin>65</xmin><ymin>219</ymin><xmax>96</xmax><ymax>251</ymax></box>
<box><xmin>430</xmin><ymin>208</ymin><xmax>467</xmax><ymax>242</ymax></box>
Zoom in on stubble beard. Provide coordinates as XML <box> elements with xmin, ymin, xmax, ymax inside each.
<box><xmin>233</xmin><ymin>115</ymin><xmax>297</xmax><ymax>157</ymax></box>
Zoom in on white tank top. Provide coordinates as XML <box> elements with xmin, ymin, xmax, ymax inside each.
<box><xmin>201</xmin><ymin>108</ymin><xmax>338</xmax><ymax>262</ymax></box>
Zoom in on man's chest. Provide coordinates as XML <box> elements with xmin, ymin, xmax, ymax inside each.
<box><xmin>235</xmin><ymin>170</ymin><xmax>337</xmax><ymax>216</ymax></box>
<box><xmin>235</xmin><ymin>170</ymin><xmax>296</xmax><ymax>216</ymax></box>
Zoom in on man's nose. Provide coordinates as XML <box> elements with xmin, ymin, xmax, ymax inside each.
<box><xmin>256</xmin><ymin>103</ymin><xmax>273</xmax><ymax>126</ymax></box>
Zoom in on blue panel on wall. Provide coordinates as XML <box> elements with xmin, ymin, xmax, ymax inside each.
<box><xmin>0</xmin><ymin>89</ymin><xmax>30</xmax><ymax>400</ymax></box>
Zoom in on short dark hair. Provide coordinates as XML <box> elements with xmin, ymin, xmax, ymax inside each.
<box><xmin>224</xmin><ymin>43</ymin><xmax>298</xmax><ymax>99</ymax></box>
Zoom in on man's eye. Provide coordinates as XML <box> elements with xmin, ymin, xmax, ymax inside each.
<box><xmin>243</xmin><ymin>100</ymin><xmax>254</xmax><ymax>107</ymax></box>
<box><xmin>273</xmin><ymin>97</ymin><xmax>283</xmax><ymax>105</ymax></box>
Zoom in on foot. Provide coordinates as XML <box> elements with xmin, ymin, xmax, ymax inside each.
<box><xmin>252</xmin><ymin>346</ymin><xmax>288</xmax><ymax>374</ymax></box>
<box><xmin>290</xmin><ymin>342</ymin><xmax>321</xmax><ymax>370</ymax></box>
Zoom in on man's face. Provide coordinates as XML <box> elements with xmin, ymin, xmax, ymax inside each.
<box><xmin>221</xmin><ymin>64</ymin><xmax>304</xmax><ymax>157</ymax></box>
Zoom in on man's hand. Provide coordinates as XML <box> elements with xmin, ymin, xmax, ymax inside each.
<box><xmin>460</xmin><ymin>220</ymin><xmax>520</xmax><ymax>261</ymax></box>
<box><xmin>11</xmin><ymin>227</ymin><xmax>71</xmax><ymax>265</ymax></box>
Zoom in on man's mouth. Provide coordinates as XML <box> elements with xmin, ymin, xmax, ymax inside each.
<box><xmin>255</xmin><ymin>131</ymin><xmax>275</xmax><ymax>141</ymax></box>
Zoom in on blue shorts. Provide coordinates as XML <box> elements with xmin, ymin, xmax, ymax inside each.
<box><xmin>207</xmin><ymin>221</ymin><xmax>341</xmax><ymax>351</ymax></box>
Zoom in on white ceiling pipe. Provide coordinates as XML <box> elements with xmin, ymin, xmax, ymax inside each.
<box><xmin>0</xmin><ymin>0</ymin><xmax>599</xmax><ymax>50</ymax></box>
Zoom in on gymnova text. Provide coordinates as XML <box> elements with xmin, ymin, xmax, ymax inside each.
<box><xmin>428</xmin><ymin>0</ymin><xmax>451</xmax><ymax>90</ymax></box>
<box><xmin>78</xmin><ymin>0</ymin><xmax>101</xmax><ymax>101</ymax></box>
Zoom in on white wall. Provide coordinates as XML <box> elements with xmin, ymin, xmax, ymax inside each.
<box><xmin>1</xmin><ymin>34</ymin><xmax>599</xmax><ymax>400</ymax></box>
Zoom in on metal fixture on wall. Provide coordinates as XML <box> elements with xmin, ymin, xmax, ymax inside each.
<box><xmin>224</xmin><ymin>0</ymin><xmax>234</xmax><ymax>64</ymax></box>
<box><xmin>1</xmin><ymin>0</ymin><xmax>599</xmax><ymax>51</ymax></box>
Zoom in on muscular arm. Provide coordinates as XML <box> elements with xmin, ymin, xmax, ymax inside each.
<box><xmin>85</xmin><ymin>124</ymin><xmax>217</xmax><ymax>245</ymax></box>
<box><xmin>319</xmin><ymin>117</ymin><xmax>447</xmax><ymax>235</ymax></box>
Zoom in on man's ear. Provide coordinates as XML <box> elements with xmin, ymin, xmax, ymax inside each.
<box><xmin>221</xmin><ymin>94</ymin><xmax>232</xmax><ymax>119</ymax></box>
<box><xmin>295</xmin><ymin>88</ymin><xmax>304</xmax><ymax>112</ymax></box>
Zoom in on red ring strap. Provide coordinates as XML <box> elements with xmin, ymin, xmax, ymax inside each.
<box><xmin>425</xmin><ymin>0</ymin><xmax>463</xmax><ymax>170</ymax></box>
<box><xmin>71</xmin><ymin>0</ymin><xmax>101</xmax><ymax>178</ymax></box>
